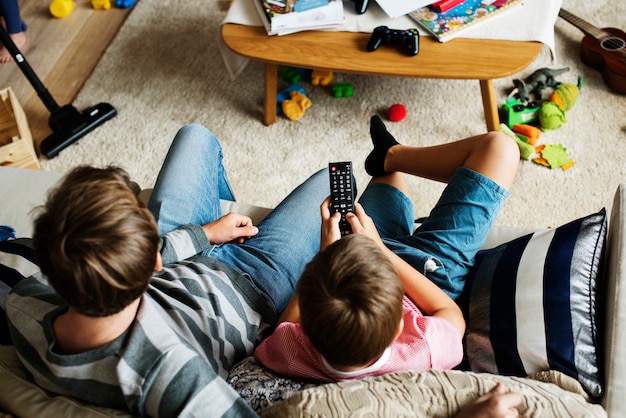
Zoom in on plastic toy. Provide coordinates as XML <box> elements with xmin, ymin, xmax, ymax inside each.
<box><xmin>115</xmin><ymin>0</ymin><xmax>136</xmax><ymax>7</ymax></box>
<box><xmin>92</xmin><ymin>0</ymin><xmax>111</xmax><ymax>9</ymax></box>
<box><xmin>387</xmin><ymin>103</ymin><xmax>406</xmax><ymax>122</ymax></box>
<box><xmin>49</xmin><ymin>0</ymin><xmax>75</xmax><ymax>18</ymax></box>
<box><xmin>276</xmin><ymin>84</ymin><xmax>306</xmax><ymax>114</ymax></box>
<box><xmin>282</xmin><ymin>91</ymin><xmax>312</xmax><ymax>121</ymax></box>
<box><xmin>281</xmin><ymin>67</ymin><xmax>306</xmax><ymax>85</ymax></box>
<box><xmin>311</xmin><ymin>70</ymin><xmax>333</xmax><ymax>86</ymax></box>
<box><xmin>367</xmin><ymin>26</ymin><xmax>420</xmax><ymax>56</ymax></box>
<box><xmin>512</xmin><ymin>67</ymin><xmax>570</xmax><ymax>102</ymax></box>
<box><xmin>501</xmin><ymin>97</ymin><xmax>539</xmax><ymax>127</ymax></box>
<box><xmin>331</xmin><ymin>83</ymin><xmax>353</xmax><ymax>98</ymax></box>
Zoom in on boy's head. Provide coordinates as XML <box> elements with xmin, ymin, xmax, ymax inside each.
<box><xmin>297</xmin><ymin>234</ymin><xmax>404</xmax><ymax>369</ymax></box>
<box><xmin>33</xmin><ymin>166</ymin><xmax>159</xmax><ymax>317</ymax></box>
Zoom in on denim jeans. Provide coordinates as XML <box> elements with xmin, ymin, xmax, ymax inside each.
<box><xmin>148</xmin><ymin>124</ymin><xmax>328</xmax><ymax>313</ymax></box>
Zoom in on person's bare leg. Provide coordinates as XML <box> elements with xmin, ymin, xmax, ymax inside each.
<box><xmin>366</xmin><ymin>115</ymin><xmax>519</xmax><ymax>191</ymax></box>
<box><xmin>0</xmin><ymin>16</ymin><xmax>27</xmax><ymax>64</ymax></box>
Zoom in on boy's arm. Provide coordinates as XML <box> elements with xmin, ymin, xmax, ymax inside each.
<box><xmin>382</xmin><ymin>247</ymin><xmax>465</xmax><ymax>335</ymax></box>
<box><xmin>346</xmin><ymin>205</ymin><xmax>465</xmax><ymax>336</ymax></box>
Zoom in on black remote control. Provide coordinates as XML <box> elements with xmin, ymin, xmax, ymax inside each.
<box><xmin>329</xmin><ymin>161</ymin><xmax>356</xmax><ymax>236</ymax></box>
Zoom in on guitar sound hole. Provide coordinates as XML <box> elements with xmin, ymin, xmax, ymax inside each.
<box><xmin>601</xmin><ymin>37</ymin><xmax>625</xmax><ymax>51</ymax></box>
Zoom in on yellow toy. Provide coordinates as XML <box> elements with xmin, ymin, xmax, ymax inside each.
<box><xmin>311</xmin><ymin>70</ymin><xmax>333</xmax><ymax>86</ymax></box>
<box><xmin>539</xmin><ymin>76</ymin><xmax>584</xmax><ymax>130</ymax></box>
<box><xmin>49</xmin><ymin>0</ymin><xmax>75</xmax><ymax>18</ymax></box>
<box><xmin>91</xmin><ymin>0</ymin><xmax>112</xmax><ymax>9</ymax></box>
<box><xmin>282</xmin><ymin>91</ymin><xmax>312</xmax><ymax>121</ymax></box>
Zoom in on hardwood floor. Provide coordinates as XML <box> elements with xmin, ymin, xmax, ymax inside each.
<box><xmin>0</xmin><ymin>0</ymin><xmax>134</xmax><ymax>151</ymax></box>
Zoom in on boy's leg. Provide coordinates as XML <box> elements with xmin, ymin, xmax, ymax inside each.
<box><xmin>366</xmin><ymin>115</ymin><xmax>519</xmax><ymax>190</ymax></box>
<box><xmin>363</xmin><ymin>116</ymin><xmax>519</xmax><ymax>298</ymax></box>
<box><xmin>148</xmin><ymin>124</ymin><xmax>235</xmax><ymax>235</ymax></box>
<box><xmin>209</xmin><ymin>169</ymin><xmax>329</xmax><ymax>314</ymax></box>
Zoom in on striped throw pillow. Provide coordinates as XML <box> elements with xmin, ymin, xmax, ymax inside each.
<box><xmin>457</xmin><ymin>209</ymin><xmax>607</xmax><ymax>398</ymax></box>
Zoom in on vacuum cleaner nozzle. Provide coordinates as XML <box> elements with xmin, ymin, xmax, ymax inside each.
<box><xmin>40</xmin><ymin>102</ymin><xmax>117</xmax><ymax>159</ymax></box>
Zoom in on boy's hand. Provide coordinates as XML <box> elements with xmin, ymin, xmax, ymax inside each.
<box><xmin>320</xmin><ymin>196</ymin><xmax>341</xmax><ymax>251</ymax></box>
<box><xmin>346</xmin><ymin>203</ymin><xmax>384</xmax><ymax>249</ymax></box>
<box><xmin>202</xmin><ymin>213</ymin><xmax>259</xmax><ymax>244</ymax></box>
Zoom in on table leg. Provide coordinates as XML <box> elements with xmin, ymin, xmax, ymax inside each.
<box><xmin>479</xmin><ymin>79</ymin><xmax>500</xmax><ymax>132</ymax></box>
<box><xmin>264</xmin><ymin>63</ymin><xmax>278</xmax><ymax>126</ymax></box>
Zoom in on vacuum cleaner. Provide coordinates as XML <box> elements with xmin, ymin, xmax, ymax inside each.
<box><xmin>0</xmin><ymin>25</ymin><xmax>116</xmax><ymax>159</ymax></box>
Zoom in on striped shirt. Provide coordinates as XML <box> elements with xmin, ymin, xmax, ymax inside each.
<box><xmin>3</xmin><ymin>224</ymin><xmax>274</xmax><ymax>417</ymax></box>
<box><xmin>254</xmin><ymin>296</ymin><xmax>463</xmax><ymax>382</ymax></box>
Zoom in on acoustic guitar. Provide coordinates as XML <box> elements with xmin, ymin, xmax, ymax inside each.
<box><xmin>559</xmin><ymin>9</ymin><xmax>626</xmax><ymax>94</ymax></box>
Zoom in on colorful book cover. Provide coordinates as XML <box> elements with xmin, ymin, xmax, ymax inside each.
<box><xmin>253</xmin><ymin>0</ymin><xmax>345</xmax><ymax>36</ymax></box>
<box><xmin>409</xmin><ymin>0</ymin><xmax>523</xmax><ymax>42</ymax></box>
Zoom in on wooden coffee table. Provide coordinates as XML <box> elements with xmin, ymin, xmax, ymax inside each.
<box><xmin>221</xmin><ymin>24</ymin><xmax>542</xmax><ymax>130</ymax></box>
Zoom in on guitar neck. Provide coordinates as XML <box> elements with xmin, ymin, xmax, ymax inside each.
<box><xmin>559</xmin><ymin>9</ymin><xmax>608</xmax><ymax>40</ymax></box>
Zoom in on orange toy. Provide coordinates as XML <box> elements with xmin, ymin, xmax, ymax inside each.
<box><xmin>512</xmin><ymin>124</ymin><xmax>541</xmax><ymax>145</ymax></box>
<box><xmin>282</xmin><ymin>91</ymin><xmax>312</xmax><ymax>121</ymax></box>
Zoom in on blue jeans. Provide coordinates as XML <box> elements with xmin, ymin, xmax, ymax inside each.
<box><xmin>148</xmin><ymin>124</ymin><xmax>328</xmax><ymax>313</ymax></box>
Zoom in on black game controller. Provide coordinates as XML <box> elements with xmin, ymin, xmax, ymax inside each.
<box><xmin>354</xmin><ymin>0</ymin><xmax>369</xmax><ymax>14</ymax></box>
<box><xmin>366</xmin><ymin>26</ymin><xmax>420</xmax><ymax>56</ymax></box>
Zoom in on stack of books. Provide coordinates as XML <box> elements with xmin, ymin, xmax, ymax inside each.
<box><xmin>253</xmin><ymin>0</ymin><xmax>346</xmax><ymax>36</ymax></box>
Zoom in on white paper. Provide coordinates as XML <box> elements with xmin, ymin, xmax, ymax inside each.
<box><xmin>373</xmin><ymin>0</ymin><xmax>434</xmax><ymax>18</ymax></box>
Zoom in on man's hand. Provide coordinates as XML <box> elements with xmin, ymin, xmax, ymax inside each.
<box><xmin>202</xmin><ymin>213</ymin><xmax>259</xmax><ymax>244</ymax></box>
<box><xmin>456</xmin><ymin>382</ymin><xmax>522</xmax><ymax>418</ymax></box>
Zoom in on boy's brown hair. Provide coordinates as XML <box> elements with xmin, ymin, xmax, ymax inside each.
<box><xmin>297</xmin><ymin>234</ymin><xmax>404</xmax><ymax>368</ymax></box>
<box><xmin>32</xmin><ymin>166</ymin><xmax>159</xmax><ymax>317</ymax></box>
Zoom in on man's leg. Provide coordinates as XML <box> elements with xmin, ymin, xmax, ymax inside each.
<box><xmin>148</xmin><ymin>124</ymin><xmax>235</xmax><ymax>235</ymax></box>
<box><xmin>210</xmin><ymin>169</ymin><xmax>329</xmax><ymax>314</ymax></box>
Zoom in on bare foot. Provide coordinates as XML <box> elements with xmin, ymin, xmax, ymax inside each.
<box><xmin>0</xmin><ymin>32</ymin><xmax>27</xmax><ymax>63</ymax></box>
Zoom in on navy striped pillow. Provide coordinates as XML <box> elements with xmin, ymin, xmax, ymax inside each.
<box><xmin>457</xmin><ymin>209</ymin><xmax>607</xmax><ymax>399</ymax></box>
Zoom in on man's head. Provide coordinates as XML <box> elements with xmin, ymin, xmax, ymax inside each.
<box><xmin>33</xmin><ymin>166</ymin><xmax>159</xmax><ymax>317</ymax></box>
<box><xmin>297</xmin><ymin>234</ymin><xmax>404</xmax><ymax>369</ymax></box>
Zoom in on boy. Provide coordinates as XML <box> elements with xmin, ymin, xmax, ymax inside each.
<box><xmin>255</xmin><ymin>115</ymin><xmax>519</xmax><ymax>381</ymax></box>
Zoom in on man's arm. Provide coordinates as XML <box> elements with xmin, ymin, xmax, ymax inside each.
<box><xmin>159</xmin><ymin>213</ymin><xmax>258</xmax><ymax>265</ymax></box>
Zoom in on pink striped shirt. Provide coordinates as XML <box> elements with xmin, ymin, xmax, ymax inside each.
<box><xmin>254</xmin><ymin>296</ymin><xmax>463</xmax><ymax>382</ymax></box>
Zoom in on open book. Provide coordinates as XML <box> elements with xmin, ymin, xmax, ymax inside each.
<box><xmin>409</xmin><ymin>0</ymin><xmax>523</xmax><ymax>43</ymax></box>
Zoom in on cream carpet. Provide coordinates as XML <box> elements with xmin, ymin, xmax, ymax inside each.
<box><xmin>40</xmin><ymin>0</ymin><xmax>625</xmax><ymax>229</ymax></box>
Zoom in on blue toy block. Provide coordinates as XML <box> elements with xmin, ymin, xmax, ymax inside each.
<box><xmin>277</xmin><ymin>84</ymin><xmax>307</xmax><ymax>114</ymax></box>
<box><xmin>332</xmin><ymin>83</ymin><xmax>353</xmax><ymax>98</ymax></box>
<box><xmin>115</xmin><ymin>0</ymin><xmax>135</xmax><ymax>8</ymax></box>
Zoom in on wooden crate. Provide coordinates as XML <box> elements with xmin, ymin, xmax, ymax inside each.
<box><xmin>0</xmin><ymin>87</ymin><xmax>40</xmax><ymax>169</ymax></box>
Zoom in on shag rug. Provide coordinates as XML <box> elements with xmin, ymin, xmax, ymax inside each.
<box><xmin>40</xmin><ymin>0</ymin><xmax>626</xmax><ymax>229</ymax></box>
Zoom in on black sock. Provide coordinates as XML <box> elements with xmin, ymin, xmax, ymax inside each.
<box><xmin>365</xmin><ymin>115</ymin><xmax>399</xmax><ymax>177</ymax></box>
